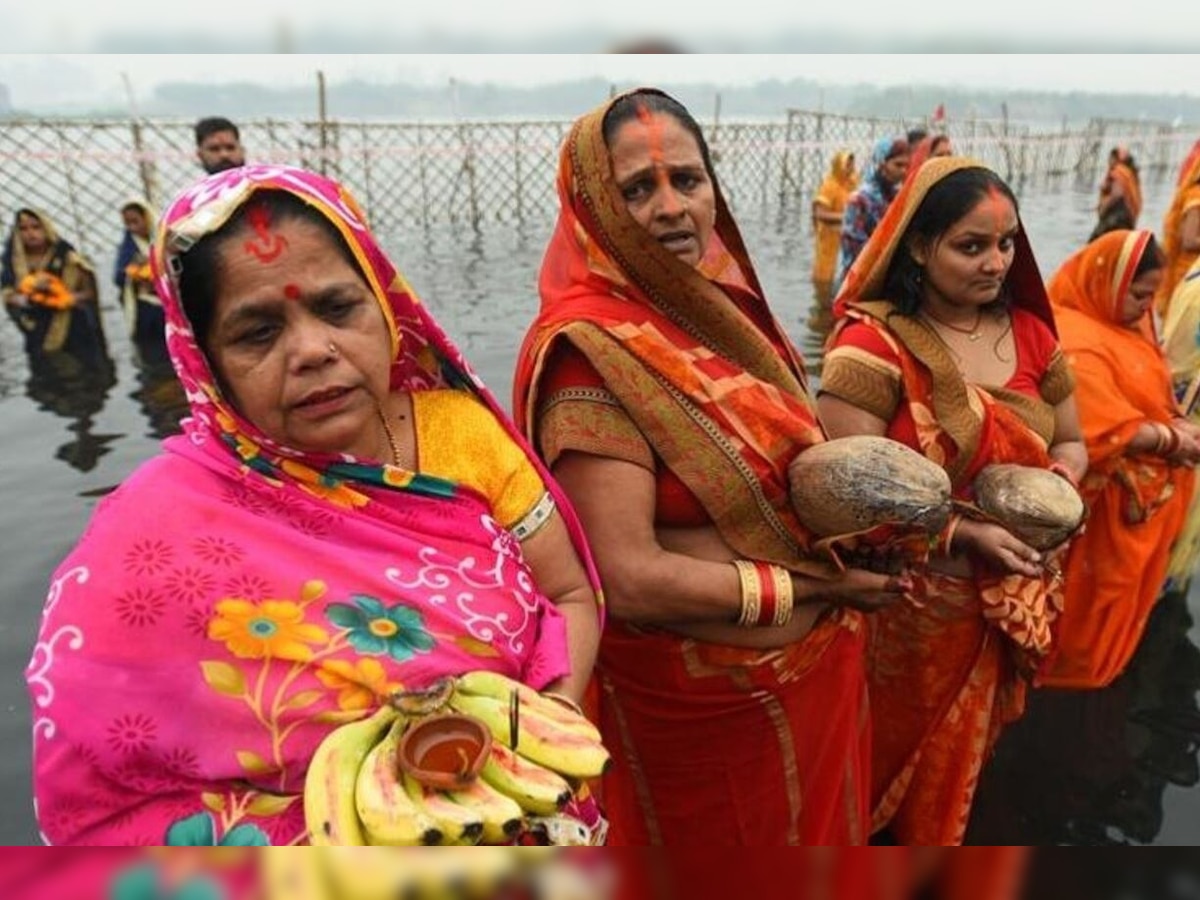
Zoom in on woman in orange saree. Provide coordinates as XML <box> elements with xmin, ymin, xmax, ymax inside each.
<box><xmin>1038</xmin><ymin>229</ymin><xmax>1199</xmax><ymax>689</ymax></box>
<box><xmin>513</xmin><ymin>88</ymin><xmax>911</xmax><ymax>845</ymax></box>
<box><xmin>1089</xmin><ymin>147</ymin><xmax>1143</xmax><ymax>242</ymax></box>
<box><xmin>810</xmin><ymin>150</ymin><xmax>858</xmax><ymax>332</ymax></box>
<box><xmin>1156</xmin><ymin>148</ymin><xmax>1200</xmax><ymax>317</ymax></box>
<box><xmin>819</xmin><ymin>157</ymin><xmax>1089</xmax><ymax>845</ymax></box>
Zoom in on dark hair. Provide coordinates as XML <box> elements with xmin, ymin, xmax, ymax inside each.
<box><xmin>177</xmin><ymin>190</ymin><xmax>362</xmax><ymax>348</ymax></box>
<box><xmin>906</xmin><ymin>128</ymin><xmax>929</xmax><ymax>147</ymax></box>
<box><xmin>601</xmin><ymin>91</ymin><xmax>718</xmax><ymax>187</ymax></box>
<box><xmin>1135</xmin><ymin>233</ymin><xmax>1165</xmax><ymax>277</ymax></box>
<box><xmin>194</xmin><ymin>116</ymin><xmax>240</xmax><ymax>146</ymax></box>
<box><xmin>884</xmin><ymin>167</ymin><xmax>1021</xmax><ymax>316</ymax></box>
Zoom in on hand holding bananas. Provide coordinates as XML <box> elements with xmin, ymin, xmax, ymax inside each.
<box><xmin>304</xmin><ymin>671</ymin><xmax>611</xmax><ymax>846</ymax></box>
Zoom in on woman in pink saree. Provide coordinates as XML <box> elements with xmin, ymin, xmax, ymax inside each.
<box><xmin>25</xmin><ymin>165</ymin><xmax>602</xmax><ymax>846</ymax></box>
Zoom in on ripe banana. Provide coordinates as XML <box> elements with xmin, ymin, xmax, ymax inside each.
<box><xmin>261</xmin><ymin>847</ymin><xmax>332</xmax><ymax>900</ymax></box>
<box><xmin>445</xmin><ymin>773</ymin><xmax>526</xmax><ymax>844</ymax></box>
<box><xmin>401</xmin><ymin>771</ymin><xmax>485</xmax><ymax>846</ymax></box>
<box><xmin>304</xmin><ymin>704</ymin><xmax>398</xmax><ymax>846</ymax></box>
<box><xmin>449</xmin><ymin>691</ymin><xmax>612</xmax><ymax>781</ymax></box>
<box><xmin>480</xmin><ymin>740</ymin><xmax>573</xmax><ymax>816</ymax></box>
<box><xmin>454</xmin><ymin>671</ymin><xmax>601</xmax><ymax>741</ymax></box>
<box><xmin>355</xmin><ymin>717</ymin><xmax>444</xmax><ymax>846</ymax></box>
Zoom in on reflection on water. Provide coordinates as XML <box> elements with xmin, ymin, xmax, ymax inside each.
<box><xmin>3</xmin><ymin>176</ymin><xmax>1200</xmax><ymax>845</ymax></box>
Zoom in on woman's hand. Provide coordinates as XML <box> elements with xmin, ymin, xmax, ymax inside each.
<box><xmin>953</xmin><ymin>518</ymin><xmax>1044</xmax><ymax>578</ymax></box>
<box><xmin>795</xmin><ymin>566</ymin><xmax>913</xmax><ymax>613</ymax></box>
<box><xmin>1168</xmin><ymin>428</ymin><xmax>1200</xmax><ymax>466</ymax></box>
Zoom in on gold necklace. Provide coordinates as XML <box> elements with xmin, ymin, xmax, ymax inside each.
<box><xmin>376</xmin><ymin>402</ymin><xmax>401</xmax><ymax>467</ymax></box>
<box><xmin>923</xmin><ymin>306</ymin><xmax>984</xmax><ymax>342</ymax></box>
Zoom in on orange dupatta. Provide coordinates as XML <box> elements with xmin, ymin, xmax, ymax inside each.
<box><xmin>513</xmin><ymin>88</ymin><xmax>871</xmax><ymax>845</ymax></box>
<box><xmin>1157</xmin><ymin>151</ymin><xmax>1200</xmax><ymax>316</ymax></box>
<box><xmin>1039</xmin><ymin>229</ymin><xmax>1195</xmax><ymax>688</ymax></box>
<box><xmin>827</xmin><ymin>157</ymin><xmax>1067</xmax><ymax>844</ymax></box>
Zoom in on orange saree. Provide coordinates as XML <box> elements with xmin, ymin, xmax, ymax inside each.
<box><xmin>513</xmin><ymin>89</ymin><xmax>870</xmax><ymax>845</ymax></box>
<box><xmin>823</xmin><ymin>157</ymin><xmax>1072</xmax><ymax>845</ymax></box>
<box><xmin>813</xmin><ymin>150</ymin><xmax>857</xmax><ymax>286</ymax></box>
<box><xmin>1039</xmin><ymin>230</ymin><xmax>1195</xmax><ymax>689</ymax></box>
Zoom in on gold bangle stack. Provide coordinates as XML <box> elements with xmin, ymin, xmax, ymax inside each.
<box><xmin>732</xmin><ymin>559</ymin><xmax>761</xmax><ymax>627</ymax></box>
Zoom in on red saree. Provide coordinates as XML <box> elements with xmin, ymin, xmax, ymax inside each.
<box><xmin>513</xmin><ymin>89</ymin><xmax>869</xmax><ymax>845</ymax></box>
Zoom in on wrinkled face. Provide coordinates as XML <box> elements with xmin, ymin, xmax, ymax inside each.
<box><xmin>609</xmin><ymin>111</ymin><xmax>716</xmax><ymax>268</ymax></box>
<box><xmin>203</xmin><ymin>216</ymin><xmax>393</xmax><ymax>458</ymax></box>
<box><xmin>912</xmin><ymin>190</ymin><xmax>1019</xmax><ymax>307</ymax></box>
<box><xmin>197</xmin><ymin>129</ymin><xmax>246</xmax><ymax>175</ymax></box>
<box><xmin>881</xmin><ymin>152</ymin><xmax>910</xmax><ymax>185</ymax></box>
<box><xmin>1120</xmin><ymin>268</ymin><xmax>1163</xmax><ymax>325</ymax></box>
<box><xmin>122</xmin><ymin>207</ymin><xmax>149</xmax><ymax>240</ymax></box>
<box><xmin>16</xmin><ymin>212</ymin><xmax>47</xmax><ymax>254</ymax></box>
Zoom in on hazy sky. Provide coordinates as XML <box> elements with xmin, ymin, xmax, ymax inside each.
<box><xmin>4</xmin><ymin>1</ymin><xmax>1196</xmax><ymax>49</ymax></box>
<box><xmin>2</xmin><ymin>54</ymin><xmax>1198</xmax><ymax>112</ymax></box>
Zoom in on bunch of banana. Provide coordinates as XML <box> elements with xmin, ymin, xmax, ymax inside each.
<box><xmin>302</xmin><ymin>671</ymin><xmax>611</xmax><ymax>847</ymax></box>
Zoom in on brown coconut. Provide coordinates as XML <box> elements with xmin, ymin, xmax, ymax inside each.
<box><xmin>788</xmin><ymin>436</ymin><xmax>953</xmax><ymax>537</ymax></box>
<box><xmin>973</xmin><ymin>464</ymin><xmax>1085</xmax><ymax>550</ymax></box>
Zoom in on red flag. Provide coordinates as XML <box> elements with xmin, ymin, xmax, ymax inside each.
<box><xmin>932</xmin><ymin>103</ymin><xmax>946</xmax><ymax>123</ymax></box>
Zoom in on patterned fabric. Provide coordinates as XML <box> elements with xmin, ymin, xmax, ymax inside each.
<box><xmin>26</xmin><ymin>165</ymin><xmax>601</xmax><ymax>846</ymax></box>
<box><xmin>813</xmin><ymin>150</ymin><xmax>858</xmax><ymax>285</ymax></box>
<box><xmin>823</xmin><ymin>156</ymin><xmax>1069</xmax><ymax>845</ymax></box>
<box><xmin>1157</xmin><ymin>150</ymin><xmax>1200</xmax><ymax>316</ymax></box>
<box><xmin>1038</xmin><ymin>229</ymin><xmax>1195</xmax><ymax>689</ymax></box>
<box><xmin>513</xmin><ymin>88</ymin><xmax>870</xmax><ymax>845</ymax></box>
<box><xmin>833</xmin><ymin>137</ymin><xmax>905</xmax><ymax>291</ymax></box>
<box><xmin>1162</xmin><ymin>257</ymin><xmax>1200</xmax><ymax>592</ymax></box>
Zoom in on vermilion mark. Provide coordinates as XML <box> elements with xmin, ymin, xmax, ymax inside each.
<box><xmin>243</xmin><ymin>205</ymin><xmax>288</xmax><ymax>263</ymax></box>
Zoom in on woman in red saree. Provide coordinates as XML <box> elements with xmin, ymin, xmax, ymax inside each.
<box><xmin>1038</xmin><ymin>229</ymin><xmax>1199</xmax><ymax>689</ymax></box>
<box><xmin>513</xmin><ymin>88</ymin><xmax>910</xmax><ymax>846</ymax></box>
<box><xmin>26</xmin><ymin>165</ymin><xmax>603</xmax><ymax>845</ymax></box>
<box><xmin>818</xmin><ymin>157</ymin><xmax>1089</xmax><ymax>845</ymax></box>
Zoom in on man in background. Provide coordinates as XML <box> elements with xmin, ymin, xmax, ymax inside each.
<box><xmin>194</xmin><ymin>117</ymin><xmax>246</xmax><ymax>175</ymax></box>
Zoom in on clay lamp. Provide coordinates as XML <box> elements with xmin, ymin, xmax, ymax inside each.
<box><xmin>398</xmin><ymin>713</ymin><xmax>492</xmax><ymax>790</ymax></box>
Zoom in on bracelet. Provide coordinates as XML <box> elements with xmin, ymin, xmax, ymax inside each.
<box><xmin>935</xmin><ymin>514</ymin><xmax>964</xmax><ymax>557</ymax></box>
<box><xmin>732</xmin><ymin>560</ymin><xmax>761</xmax><ymax>627</ymax></box>
<box><xmin>733</xmin><ymin>560</ymin><xmax>795</xmax><ymax>628</ymax></box>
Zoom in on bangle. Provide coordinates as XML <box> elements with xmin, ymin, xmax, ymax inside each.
<box><xmin>1048</xmin><ymin>461</ymin><xmax>1079</xmax><ymax>487</ymax></box>
<box><xmin>732</xmin><ymin>560</ymin><xmax>761</xmax><ymax>627</ymax></box>
<box><xmin>1164</xmin><ymin>426</ymin><xmax>1183</xmax><ymax>457</ymax></box>
<box><xmin>733</xmin><ymin>560</ymin><xmax>795</xmax><ymax>627</ymax></box>
<box><xmin>936</xmin><ymin>514</ymin><xmax>963</xmax><ymax>557</ymax></box>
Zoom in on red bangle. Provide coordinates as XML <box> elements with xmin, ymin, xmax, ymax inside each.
<box><xmin>752</xmin><ymin>562</ymin><xmax>778</xmax><ymax>628</ymax></box>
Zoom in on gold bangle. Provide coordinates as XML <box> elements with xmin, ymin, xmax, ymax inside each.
<box><xmin>769</xmin><ymin>564</ymin><xmax>794</xmax><ymax>627</ymax></box>
<box><xmin>732</xmin><ymin>560</ymin><xmax>761</xmax><ymax>627</ymax></box>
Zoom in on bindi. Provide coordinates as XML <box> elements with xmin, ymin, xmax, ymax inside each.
<box><xmin>283</xmin><ymin>283</ymin><xmax>301</xmax><ymax>300</ymax></box>
<box><xmin>242</xmin><ymin>206</ymin><xmax>288</xmax><ymax>263</ymax></box>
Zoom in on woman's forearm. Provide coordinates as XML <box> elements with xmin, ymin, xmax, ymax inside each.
<box><xmin>1049</xmin><ymin>440</ymin><xmax>1088</xmax><ymax>482</ymax></box>
<box><xmin>546</xmin><ymin>584</ymin><xmax>600</xmax><ymax>702</ymax></box>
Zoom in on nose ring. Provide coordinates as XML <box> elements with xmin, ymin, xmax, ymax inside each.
<box><xmin>328</xmin><ymin>342</ymin><xmax>339</xmax><ymax>358</ymax></box>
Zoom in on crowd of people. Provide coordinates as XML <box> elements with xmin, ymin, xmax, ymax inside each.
<box><xmin>18</xmin><ymin>94</ymin><xmax>1200</xmax><ymax>848</ymax></box>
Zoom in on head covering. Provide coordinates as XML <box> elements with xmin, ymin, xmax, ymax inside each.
<box><xmin>1047</xmin><ymin>229</ymin><xmax>1156</xmax><ymax>335</ymax></box>
<box><xmin>832</xmin><ymin>155</ymin><xmax>1055</xmax><ymax>333</ymax></box>
<box><xmin>1</xmin><ymin>208</ymin><xmax>81</xmax><ymax>289</ymax></box>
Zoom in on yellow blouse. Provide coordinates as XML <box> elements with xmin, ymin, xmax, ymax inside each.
<box><xmin>413</xmin><ymin>389</ymin><xmax>547</xmax><ymax>532</ymax></box>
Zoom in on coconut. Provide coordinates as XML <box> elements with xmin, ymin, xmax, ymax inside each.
<box><xmin>972</xmin><ymin>464</ymin><xmax>1085</xmax><ymax>550</ymax></box>
<box><xmin>788</xmin><ymin>435</ymin><xmax>953</xmax><ymax>537</ymax></box>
